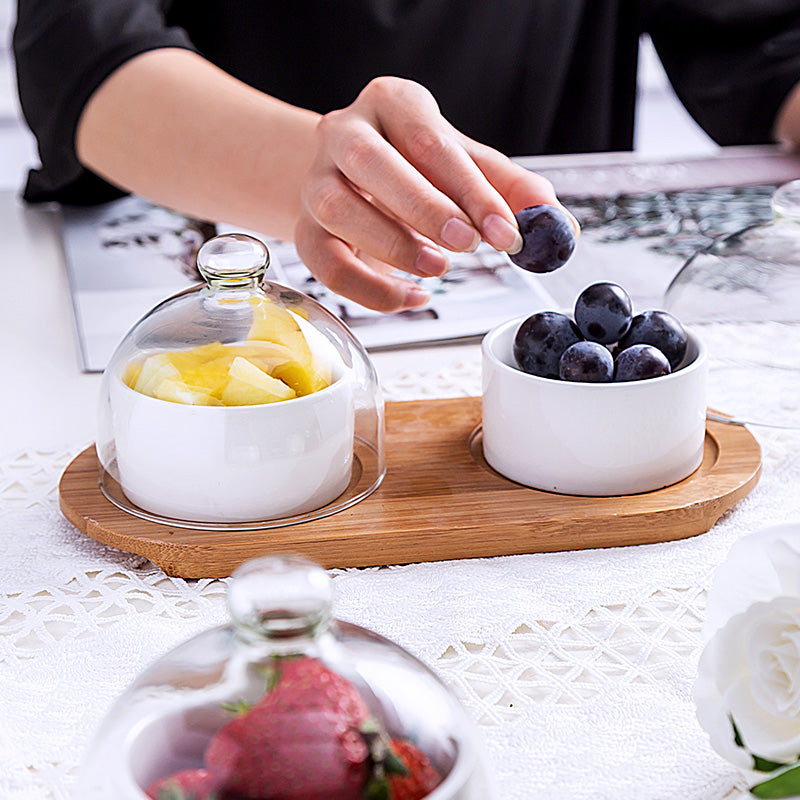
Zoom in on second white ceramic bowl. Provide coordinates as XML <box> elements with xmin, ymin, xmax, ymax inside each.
<box><xmin>481</xmin><ymin>317</ymin><xmax>707</xmax><ymax>496</ymax></box>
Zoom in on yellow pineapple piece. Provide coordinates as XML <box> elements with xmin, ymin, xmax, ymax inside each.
<box><xmin>271</xmin><ymin>360</ymin><xmax>329</xmax><ymax>396</ymax></box>
<box><xmin>123</xmin><ymin>360</ymin><xmax>143</xmax><ymax>388</ymax></box>
<box><xmin>132</xmin><ymin>353</ymin><xmax>181</xmax><ymax>396</ymax></box>
<box><xmin>235</xmin><ymin>341</ymin><xmax>295</xmax><ymax>375</ymax></box>
<box><xmin>246</xmin><ymin>297</ymin><xmax>330</xmax><ymax>395</ymax></box>
<box><xmin>220</xmin><ymin>356</ymin><xmax>297</xmax><ymax>406</ymax></box>
<box><xmin>126</xmin><ymin>319</ymin><xmax>331</xmax><ymax>405</ymax></box>
<box><xmin>154</xmin><ymin>378</ymin><xmax>221</xmax><ymax>406</ymax></box>
<box><xmin>178</xmin><ymin>355</ymin><xmax>236</xmax><ymax>398</ymax></box>
<box><xmin>247</xmin><ymin>296</ymin><xmax>309</xmax><ymax>348</ymax></box>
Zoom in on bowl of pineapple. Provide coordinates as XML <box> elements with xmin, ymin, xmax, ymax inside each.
<box><xmin>96</xmin><ymin>234</ymin><xmax>384</xmax><ymax>524</ymax></box>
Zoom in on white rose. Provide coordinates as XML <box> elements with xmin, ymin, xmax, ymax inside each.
<box><xmin>703</xmin><ymin>523</ymin><xmax>800</xmax><ymax>641</ymax></box>
<box><xmin>695</xmin><ymin>595</ymin><xmax>800</xmax><ymax>768</ymax></box>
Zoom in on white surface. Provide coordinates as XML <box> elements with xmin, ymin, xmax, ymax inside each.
<box><xmin>481</xmin><ymin>320</ymin><xmax>707</xmax><ymax>495</ymax></box>
<box><xmin>0</xmin><ymin>194</ymin><xmax>102</xmax><ymax>455</ymax></box>
<box><xmin>4</xmin><ymin>165</ymin><xmax>800</xmax><ymax>800</ymax></box>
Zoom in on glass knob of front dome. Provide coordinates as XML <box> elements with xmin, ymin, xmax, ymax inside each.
<box><xmin>196</xmin><ymin>233</ymin><xmax>269</xmax><ymax>288</ymax></box>
<box><xmin>228</xmin><ymin>554</ymin><xmax>333</xmax><ymax>642</ymax></box>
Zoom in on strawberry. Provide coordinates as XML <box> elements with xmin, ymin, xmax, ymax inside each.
<box><xmin>145</xmin><ymin>767</ymin><xmax>218</xmax><ymax>800</ymax></box>
<box><xmin>386</xmin><ymin>738</ymin><xmax>442</xmax><ymax>800</ymax></box>
<box><xmin>204</xmin><ymin>656</ymin><xmax>371</xmax><ymax>799</ymax></box>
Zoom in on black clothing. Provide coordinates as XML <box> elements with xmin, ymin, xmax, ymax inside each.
<box><xmin>13</xmin><ymin>0</ymin><xmax>800</xmax><ymax>204</ymax></box>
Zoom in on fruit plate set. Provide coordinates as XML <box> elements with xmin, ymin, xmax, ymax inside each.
<box><xmin>58</xmin><ymin>395</ymin><xmax>762</xmax><ymax>579</ymax></box>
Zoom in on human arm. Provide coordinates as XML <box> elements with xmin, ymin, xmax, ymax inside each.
<box><xmin>75</xmin><ymin>48</ymin><xmax>320</xmax><ymax>246</ymax></box>
<box><xmin>76</xmin><ymin>52</ymin><xmax>569</xmax><ymax>311</ymax></box>
<box><xmin>774</xmin><ymin>82</ymin><xmax>800</xmax><ymax>150</ymax></box>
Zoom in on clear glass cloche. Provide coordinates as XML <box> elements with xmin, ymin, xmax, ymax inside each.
<box><xmin>664</xmin><ymin>179</ymin><xmax>800</xmax><ymax>322</ymax></box>
<box><xmin>96</xmin><ymin>233</ymin><xmax>385</xmax><ymax>528</ymax></box>
<box><xmin>75</xmin><ymin>554</ymin><xmax>492</xmax><ymax>799</ymax></box>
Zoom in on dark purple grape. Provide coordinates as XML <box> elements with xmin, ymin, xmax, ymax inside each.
<box><xmin>617</xmin><ymin>310</ymin><xmax>688</xmax><ymax>370</ymax></box>
<box><xmin>614</xmin><ymin>344</ymin><xmax>671</xmax><ymax>382</ymax></box>
<box><xmin>509</xmin><ymin>205</ymin><xmax>576</xmax><ymax>273</ymax></box>
<box><xmin>574</xmin><ymin>282</ymin><xmax>633</xmax><ymax>344</ymax></box>
<box><xmin>513</xmin><ymin>311</ymin><xmax>582</xmax><ymax>379</ymax></box>
<box><xmin>558</xmin><ymin>341</ymin><xmax>614</xmax><ymax>382</ymax></box>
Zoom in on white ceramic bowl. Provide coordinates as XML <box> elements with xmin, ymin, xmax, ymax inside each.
<box><xmin>481</xmin><ymin>317</ymin><xmax>708</xmax><ymax>496</ymax></box>
<box><xmin>107</xmin><ymin>338</ymin><xmax>354</xmax><ymax>523</ymax></box>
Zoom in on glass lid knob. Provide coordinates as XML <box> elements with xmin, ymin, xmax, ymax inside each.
<box><xmin>196</xmin><ymin>233</ymin><xmax>270</xmax><ymax>287</ymax></box>
<box><xmin>227</xmin><ymin>554</ymin><xmax>333</xmax><ymax>641</ymax></box>
<box><xmin>771</xmin><ymin>179</ymin><xmax>800</xmax><ymax>223</ymax></box>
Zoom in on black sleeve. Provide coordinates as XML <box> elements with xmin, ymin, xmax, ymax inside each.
<box><xmin>13</xmin><ymin>0</ymin><xmax>195</xmax><ymax>204</ymax></box>
<box><xmin>647</xmin><ymin>0</ymin><xmax>800</xmax><ymax>146</ymax></box>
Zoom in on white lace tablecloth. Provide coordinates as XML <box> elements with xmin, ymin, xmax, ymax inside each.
<box><xmin>3</xmin><ymin>166</ymin><xmax>800</xmax><ymax>800</ymax></box>
<box><xmin>4</xmin><ymin>321</ymin><xmax>800</xmax><ymax>800</ymax></box>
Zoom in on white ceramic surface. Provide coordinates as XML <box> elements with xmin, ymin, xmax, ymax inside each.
<box><xmin>107</xmin><ymin>355</ymin><xmax>354</xmax><ymax>523</ymax></box>
<box><xmin>481</xmin><ymin>318</ymin><xmax>708</xmax><ymax>496</ymax></box>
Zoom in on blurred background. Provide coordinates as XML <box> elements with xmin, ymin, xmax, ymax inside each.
<box><xmin>0</xmin><ymin>0</ymin><xmax>718</xmax><ymax>194</ymax></box>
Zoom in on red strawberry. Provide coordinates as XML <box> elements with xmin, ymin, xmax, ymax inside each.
<box><xmin>145</xmin><ymin>768</ymin><xmax>217</xmax><ymax>800</ymax></box>
<box><xmin>204</xmin><ymin>656</ymin><xmax>371</xmax><ymax>799</ymax></box>
<box><xmin>386</xmin><ymin>738</ymin><xmax>442</xmax><ymax>800</ymax></box>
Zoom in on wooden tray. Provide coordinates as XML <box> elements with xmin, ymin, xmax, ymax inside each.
<box><xmin>59</xmin><ymin>397</ymin><xmax>762</xmax><ymax>578</ymax></box>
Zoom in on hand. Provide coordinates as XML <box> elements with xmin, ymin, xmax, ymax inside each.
<box><xmin>295</xmin><ymin>76</ymin><xmax>575</xmax><ymax>312</ymax></box>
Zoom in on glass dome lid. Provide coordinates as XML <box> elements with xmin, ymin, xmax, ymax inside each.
<box><xmin>664</xmin><ymin>179</ymin><xmax>800</xmax><ymax>323</ymax></box>
<box><xmin>96</xmin><ymin>233</ymin><xmax>385</xmax><ymax>529</ymax></box>
<box><xmin>75</xmin><ymin>554</ymin><xmax>491</xmax><ymax>800</ymax></box>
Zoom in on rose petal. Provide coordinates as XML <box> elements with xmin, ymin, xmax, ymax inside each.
<box><xmin>748</xmin><ymin>600</ymin><xmax>800</xmax><ymax>719</ymax></box>
<box><xmin>727</xmin><ymin>680</ymin><xmax>800</xmax><ymax>763</ymax></box>
<box><xmin>704</xmin><ymin>523</ymin><xmax>800</xmax><ymax>640</ymax></box>
<box><xmin>695</xmin><ymin>618</ymin><xmax>754</xmax><ymax>767</ymax></box>
<box><xmin>769</xmin><ymin>539</ymin><xmax>800</xmax><ymax>598</ymax></box>
<box><xmin>695</xmin><ymin>653</ymin><xmax>753</xmax><ymax>768</ymax></box>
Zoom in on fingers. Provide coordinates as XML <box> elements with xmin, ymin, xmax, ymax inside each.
<box><xmin>294</xmin><ymin>214</ymin><xmax>431</xmax><ymax>313</ymax></box>
<box><xmin>301</xmin><ymin>163</ymin><xmax>450</xmax><ymax>279</ymax></box>
<box><xmin>331</xmin><ymin>77</ymin><xmax>576</xmax><ymax>255</ymax></box>
<box><xmin>296</xmin><ymin>75</ymin><xmax>580</xmax><ymax>312</ymax></box>
<box><xmin>324</xmin><ymin>78</ymin><xmax>521</xmax><ymax>254</ymax></box>
<box><xmin>318</xmin><ymin>109</ymin><xmax>484</xmax><ymax>255</ymax></box>
<box><xmin>465</xmin><ymin>136</ymin><xmax>582</xmax><ymax>235</ymax></box>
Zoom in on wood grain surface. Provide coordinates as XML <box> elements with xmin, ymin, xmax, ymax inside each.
<box><xmin>59</xmin><ymin>397</ymin><xmax>762</xmax><ymax>578</ymax></box>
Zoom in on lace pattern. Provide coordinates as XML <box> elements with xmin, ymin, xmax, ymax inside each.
<box><xmin>3</xmin><ymin>327</ymin><xmax>799</xmax><ymax>799</ymax></box>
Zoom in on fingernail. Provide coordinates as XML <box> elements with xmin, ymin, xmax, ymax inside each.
<box><xmin>441</xmin><ymin>217</ymin><xmax>480</xmax><ymax>252</ymax></box>
<box><xmin>415</xmin><ymin>245</ymin><xmax>448</xmax><ymax>277</ymax></box>
<box><xmin>483</xmin><ymin>213</ymin><xmax>524</xmax><ymax>254</ymax></box>
<box><xmin>404</xmin><ymin>284</ymin><xmax>430</xmax><ymax>307</ymax></box>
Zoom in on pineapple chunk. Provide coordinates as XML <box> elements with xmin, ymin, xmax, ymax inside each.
<box><xmin>154</xmin><ymin>378</ymin><xmax>221</xmax><ymax>406</ymax></box>
<box><xmin>246</xmin><ymin>297</ymin><xmax>330</xmax><ymax>395</ymax></box>
<box><xmin>132</xmin><ymin>353</ymin><xmax>181</xmax><ymax>396</ymax></box>
<box><xmin>220</xmin><ymin>356</ymin><xmax>297</xmax><ymax>406</ymax></box>
<box><xmin>125</xmin><ymin>310</ymin><xmax>331</xmax><ymax>406</ymax></box>
<box><xmin>272</xmin><ymin>360</ymin><xmax>329</xmax><ymax>396</ymax></box>
<box><xmin>123</xmin><ymin>360</ymin><xmax>143</xmax><ymax>388</ymax></box>
<box><xmin>247</xmin><ymin>296</ymin><xmax>309</xmax><ymax>348</ymax></box>
<box><xmin>179</xmin><ymin>355</ymin><xmax>235</xmax><ymax>398</ymax></box>
<box><xmin>235</xmin><ymin>341</ymin><xmax>296</xmax><ymax>375</ymax></box>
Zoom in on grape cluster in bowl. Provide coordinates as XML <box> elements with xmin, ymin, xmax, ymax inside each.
<box><xmin>513</xmin><ymin>282</ymin><xmax>688</xmax><ymax>383</ymax></box>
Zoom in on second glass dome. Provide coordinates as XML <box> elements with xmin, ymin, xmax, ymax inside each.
<box><xmin>75</xmin><ymin>554</ymin><xmax>492</xmax><ymax>799</ymax></box>
<box><xmin>96</xmin><ymin>233</ymin><xmax>385</xmax><ymax>529</ymax></box>
<box><xmin>664</xmin><ymin>179</ymin><xmax>800</xmax><ymax>322</ymax></box>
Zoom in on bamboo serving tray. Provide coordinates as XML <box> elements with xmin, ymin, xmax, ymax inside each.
<box><xmin>59</xmin><ymin>396</ymin><xmax>761</xmax><ymax>578</ymax></box>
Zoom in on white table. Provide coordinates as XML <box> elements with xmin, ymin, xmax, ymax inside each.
<box><xmin>3</xmin><ymin>149</ymin><xmax>800</xmax><ymax>800</ymax></box>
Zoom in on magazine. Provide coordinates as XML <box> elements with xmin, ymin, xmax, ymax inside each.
<box><xmin>61</xmin><ymin>196</ymin><xmax>552</xmax><ymax>372</ymax></box>
<box><xmin>60</xmin><ymin>149</ymin><xmax>796</xmax><ymax>372</ymax></box>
